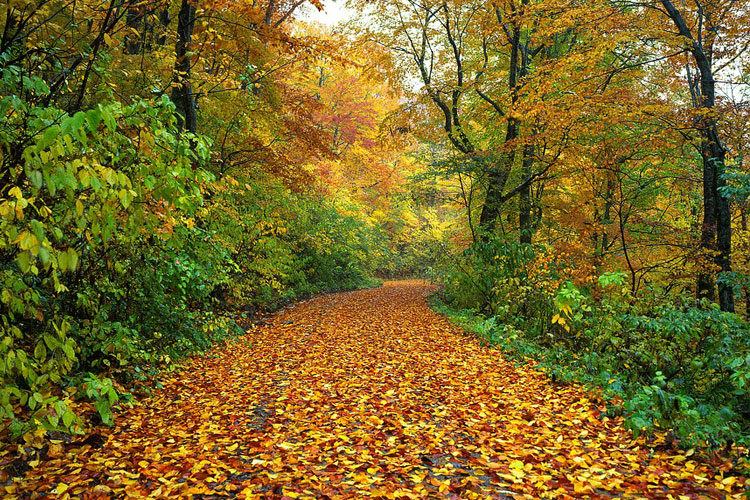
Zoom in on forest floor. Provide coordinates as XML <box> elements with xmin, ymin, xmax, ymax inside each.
<box><xmin>7</xmin><ymin>281</ymin><xmax>748</xmax><ymax>499</ymax></box>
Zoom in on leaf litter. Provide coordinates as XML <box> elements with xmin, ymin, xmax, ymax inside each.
<box><xmin>5</xmin><ymin>281</ymin><xmax>747</xmax><ymax>499</ymax></box>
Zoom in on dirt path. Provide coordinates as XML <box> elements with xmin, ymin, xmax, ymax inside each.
<box><xmin>10</xmin><ymin>281</ymin><xmax>747</xmax><ymax>499</ymax></box>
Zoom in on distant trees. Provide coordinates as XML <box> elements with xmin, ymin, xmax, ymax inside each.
<box><xmin>360</xmin><ymin>0</ymin><xmax>750</xmax><ymax>311</ymax></box>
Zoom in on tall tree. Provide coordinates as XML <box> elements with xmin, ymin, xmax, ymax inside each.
<box><xmin>647</xmin><ymin>0</ymin><xmax>749</xmax><ymax>312</ymax></box>
<box><xmin>358</xmin><ymin>0</ymin><xmax>548</xmax><ymax>238</ymax></box>
<box><xmin>172</xmin><ymin>0</ymin><xmax>198</xmax><ymax>134</ymax></box>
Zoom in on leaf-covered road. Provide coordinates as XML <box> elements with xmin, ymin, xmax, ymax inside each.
<box><xmin>12</xmin><ymin>281</ymin><xmax>747</xmax><ymax>499</ymax></box>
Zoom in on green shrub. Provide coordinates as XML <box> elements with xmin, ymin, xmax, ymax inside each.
<box><xmin>0</xmin><ymin>66</ymin><xmax>225</xmax><ymax>436</ymax></box>
<box><xmin>435</xmin><ymin>236</ymin><xmax>750</xmax><ymax>446</ymax></box>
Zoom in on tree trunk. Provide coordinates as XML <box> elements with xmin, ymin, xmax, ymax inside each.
<box><xmin>479</xmin><ymin>117</ymin><xmax>518</xmax><ymax>231</ymax></box>
<box><xmin>479</xmin><ymin>14</ymin><xmax>522</xmax><ymax>234</ymax></box>
<box><xmin>70</xmin><ymin>0</ymin><xmax>120</xmax><ymax>112</ymax></box>
<box><xmin>742</xmin><ymin>209</ymin><xmax>749</xmax><ymax>321</ymax></box>
<box><xmin>172</xmin><ymin>0</ymin><xmax>198</xmax><ymax>135</ymax></box>
<box><xmin>125</xmin><ymin>5</ymin><xmax>148</xmax><ymax>55</ymax></box>
<box><xmin>519</xmin><ymin>143</ymin><xmax>533</xmax><ymax>244</ymax></box>
<box><xmin>125</xmin><ymin>2</ymin><xmax>170</xmax><ymax>55</ymax></box>
<box><xmin>713</xmin><ymin>142</ymin><xmax>734</xmax><ymax>312</ymax></box>
<box><xmin>660</xmin><ymin>0</ymin><xmax>734</xmax><ymax>312</ymax></box>
<box><xmin>697</xmin><ymin>138</ymin><xmax>718</xmax><ymax>302</ymax></box>
<box><xmin>479</xmin><ymin>165</ymin><xmax>509</xmax><ymax>230</ymax></box>
<box><xmin>601</xmin><ymin>177</ymin><xmax>614</xmax><ymax>258</ymax></box>
<box><xmin>698</xmin><ymin>69</ymin><xmax>733</xmax><ymax>311</ymax></box>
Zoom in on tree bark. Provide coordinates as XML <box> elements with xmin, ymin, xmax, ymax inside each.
<box><xmin>697</xmin><ymin>135</ymin><xmax>718</xmax><ymax>302</ymax></box>
<box><xmin>479</xmin><ymin>115</ymin><xmax>518</xmax><ymax>229</ymax></box>
<box><xmin>519</xmin><ymin>143</ymin><xmax>534</xmax><ymax>244</ymax></box>
<box><xmin>479</xmin><ymin>165</ymin><xmax>509</xmax><ymax>228</ymax></box>
<box><xmin>125</xmin><ymin>2</ymin><xmax>169</xmax><ymax>54</ymax></box>
<box><xmin>172</xmin><ymin>0</ymin><xmax>198</xmax><ymax>135</ymax></box>
<box><xmin>479</xmin><ymin>11</ymin><xmax>521</xmax><ymax>234</ymax></box>
<box><xmin>125</xmin><ymin>5</ymin><xmax>148</xmax><ymax>55</ymax></box>
<box><xmin>71</xmin><ymin>0</ymin><xmax>121</xmax><ymax>112</ymax></box>
<box><xmin>742</xmin><ymin>210</ymin><xmax>749</xmax><ymax>321</ymax></box>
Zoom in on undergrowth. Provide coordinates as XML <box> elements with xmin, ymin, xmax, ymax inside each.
<box><xmin>432</xmin><ymin>235</ymin><xmax>750</xmax><ymax>449</ymax></box>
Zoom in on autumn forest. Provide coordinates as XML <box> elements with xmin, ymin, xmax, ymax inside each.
<box><xmin>1</xmin><ymin>0</ymin><xmax>750</xmax><ymax>497</ymax></box>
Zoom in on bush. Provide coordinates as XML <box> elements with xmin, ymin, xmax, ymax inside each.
<box><xmin>0</xmin><ymin>68</ymin><xmax>242</xmax><ymax>436</ymax></box>
<box><xmin>205</xmin><ymin>179</ymin><xmax>381</xmax><ymax>310</ymax></box>
<box><xmin>437</xmin><ymin>234</ymin><xmax>561</xmax><ymax>331</ymax></box>
<box><xmin>435</xmin><ymin>235</ymin><xmax>750</xmax><ymax>446</ymax></box>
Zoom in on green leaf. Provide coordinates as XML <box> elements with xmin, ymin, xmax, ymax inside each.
<box><xmin>54</xmin><ymin>400</ymin><xmax>66</xmax><ymax>416</ymax></box>
<box><xmin>38</xmin><ymin>246</ymin><xmax>50</xmax><ymax>265</ymax></box>
<box><xmin>47</xmin><ymin>413</ymin><xmax>59</xmax><ymax>427</ymax></box>
<box><xmin>62</xmin><ymin>409</ymin><xmax>75</xmax><ymax>428</ymax></box>
<box><xmin>63</xmin><ymin>134</ymin><xmax>75</xmax><ymax>154</ymax></box>
<box><xmin>43</xmin><ymin>333</ymin><xmax>59</xmax><ymax>350</ymax></box>
<box><xmin>58</xmin><ymin>250</ymin><xmax>68</xmax><ymax>272</ymax></box>
<box><xmin>37</xmin><ymin>126</ymin><xmax>60</xmax><ymax>152</ymax></box>
<box><xmin>70</xmin><ymin>111</ymin><xmax>85</xmax><ymax>134</ymax></box>
<box><xmin>107</xmin><ymin>387</ymin><xmax>118</xmax><ymax>405</ymax></box>
<box><xmin>94</xmin><ymin>400</ymin><xmax>113</xmax><ymax>426</ymax></box>
<box><xmin>62</xmin><ymin>342</ymin><xmax>75</xmax><ymax>361</ymax></box>
<box><xmin>85</xmin><ymin>109</ymin><xmax>102</xmax><ymax>132</ymax></box>
<box><xmin>34</xmin><ymin>341</ymin><xmax>47</xmax><ymax>362</ymax></box>
<box><xmin>30</xmin><ymin>219</ymin><xmax>45</xmax><ymax>240</ymax></box>
<box><xmin>68</xmin><ymin>248</ymin><xmax>79</xmax><ymax>271</ymax></box>
<box><xmin>16</xmin><ymin>252</ymin><xmax>31</xmax><ymax>273</ymax></box>
<box><xmin>29</xmin><ymin>169</ymin><xmax>43</xmax><ymax>188</ymax></box>
<box><xmin>101</xmin><ymin>107</ymin><xmax>116</xmax><ymax>131</ymax></box>
<box><xmin>58</xmin><ymin>248</ymin><xmax>78</xmax><ymax>272</ymax></box>
<box><xmin>118</xmin><ymin>189</ymin><xmax>133</xmax><ymax>208</ymax></box>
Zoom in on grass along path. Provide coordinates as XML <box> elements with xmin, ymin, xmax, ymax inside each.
<box><xmin>7</xmin><ymin>281</ymin><xmax>747</xmax><ymax>499</ymax></box>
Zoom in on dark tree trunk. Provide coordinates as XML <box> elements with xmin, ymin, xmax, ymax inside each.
<box><xmin>172</xmin><ymin>0</ymin><xmax>198</xmax><ymax>135</ymax></box>
<box><xmin>479</xmin><ymin>167</ymin><xmax>508</xmax><ymax>229</ymax></box>
<box><xmin>660</xmin><ymin>0</ymin><xmax>734</xmax><ymax>312</ymax></box>
<box><xmin>479</xmin><ymin>17</ymin><xmax>521</xmax><ymax>234</ymax></box>
<box><xmin>519</xmin><ymin>143</ymin><xmax>534</xmax><ymax>244</ymax></box>
<box><xmin>479</xmin><ymin>118</ymin><xmax>517</xmax><ymax>230</ymax></box>
<box><xmin>743</xmin><ymin>210</ymin><xmax>749</xmax><ymax>321</ymax></box>
<box><xmin>0</xmin><ymin>8</ymin><xmax>18</xmax><ymax>58</ymax></box>
<box><xmin>711</xmin><ymin>141</ymin><xmax>734</xmax><ymax>312</ymax></box>
<box><xmin>697</xmin><ymin>62</ymin><xmax>734</xmax><ymax>312</ymax></box>
<box><xmin>515</xmin><ymin>5</ymin><xmax>533</xmax><ymax>246</ymax></box>
<box><xmin>125</xmin><ymin>5</ymin><xmax>148</xmax><ymax>55</ymax></box>
<box><xmin>125</xmin><ymin>2</ymin><xmax>169</xmax><ymax>54</ymax></box>
<box><xmin>158</xmin><ymin>8</ymin><xmax>170</xmax><ymax>45</ymax></box>
<box><xmin>70</xmin><ymin>0</ymin><xmax>121</xmax><ymax>112</ymax></box>
<box><xmin>697</xmin><ymin>137</ymin><xmax>718</xmax><ymax>302</ymax></box>
<box><xmin>601</xmin><ymin>178</ymin><xmax>614</xmax><ymax>258</ymax></box>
